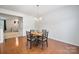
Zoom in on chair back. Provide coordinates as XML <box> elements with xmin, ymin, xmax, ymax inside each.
<box><xmin>30</xmin><ymin>30</ymin><xmax>35</xmax><ymax>32</ymax></box>
<box><xmin>42</xmin><ymin>30</ymin><xmax>48</xmax><ymax>40</ymax></box>
<box><xmin>42</xmin><ymin>29</ymin><xmax>47</xmax><ymax>37</ymax></box>
<box><xmin>45</xmin><ymin>31</ymin><xmax>48</xmax><ymax>39</ymax></box>
<box><xmin>26</xmin><ymin>31</ymin><xmax>31</xmax><ymax>39</ymax></box>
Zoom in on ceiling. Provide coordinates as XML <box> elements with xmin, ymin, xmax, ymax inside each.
<box><xmin>0</xmin><ymin>5</ymin><xmax>65</xmax><ymax>17</ymax></box>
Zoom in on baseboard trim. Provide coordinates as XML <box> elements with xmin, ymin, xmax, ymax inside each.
<box><xmin>49</xmin><ymin>37</ymin><xmax>79</xmax><ymax>47</ymax></box>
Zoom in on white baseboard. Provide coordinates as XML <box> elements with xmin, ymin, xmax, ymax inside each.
<box><xmin>49</xmin><ymin>37</ymin><xmax>79</xmax><ymax>47</ymax></box>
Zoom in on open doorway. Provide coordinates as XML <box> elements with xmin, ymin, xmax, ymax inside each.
<box><xmin>0</xmin><ymin>13</ymin><xmax>23</xmax><ymax>39</ymax></box>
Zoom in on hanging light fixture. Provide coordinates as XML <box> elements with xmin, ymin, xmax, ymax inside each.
<box><xmin>34</xmin><ymin>5</ymin><xmax>42</xmax><ymax>21</ymax></box>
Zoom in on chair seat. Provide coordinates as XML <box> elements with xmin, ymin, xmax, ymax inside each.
<box><xmin>38</xmin><ymin>38</ymin><xmax>47</xmax><ymax>41</ymax></box>
<box><xmin>27</xmin><ymin>38</ymin><xmax>35</xmax><ymax>41</ymax></box>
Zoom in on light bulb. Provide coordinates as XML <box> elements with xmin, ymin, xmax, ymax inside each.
<box><xmin>39</xmin><ymin>17</ymin><xmax>42</xmax><ymax>21</ymax></box>
<box><xmin>34</xmin><ymin>17</ymin><xmax>42</xmax><ymax>21</ymax></box>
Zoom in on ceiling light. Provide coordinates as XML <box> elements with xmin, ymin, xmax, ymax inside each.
<box><xmin>34</xmin><ymin>17</ymin><xmax>42</xmax><ymax>21</ymax></box>
<box><xmin>34</xmin><ymin>5</ymin><xmax>42</xmax><ymax>21</ymax></box>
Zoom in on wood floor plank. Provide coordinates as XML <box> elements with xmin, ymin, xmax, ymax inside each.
<box><xmin>0</xmin><ymin>36</ymin><xmax>79</xmax><ymax>54</ymax></box>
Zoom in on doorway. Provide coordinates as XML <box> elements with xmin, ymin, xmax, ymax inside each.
<box><xmin>0</xmin><ymin>13</ymin><xmax>23</xmax><ymax>39</ymax></box>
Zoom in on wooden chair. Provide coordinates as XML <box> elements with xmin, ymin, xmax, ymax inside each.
<box><xmin>39</xmin><ymin>30</ymin><xmax>48</xmax><ymax>49</ymax></box>
<box><xmin>26</xmin><ymin>31</ymin><xmax>35</xmax><ymax>49</ymax></box>
<box><xmin>30</xmin><ymin>29</ymin><xmax>35</xmax><ymax>32</ymax></box>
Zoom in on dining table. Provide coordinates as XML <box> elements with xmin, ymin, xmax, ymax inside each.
<box><xmin>31</xmin><ymin>32</ymin><xmax>42</xmax><ymax>36</ymax></box>
<box><xmin>31</xmin><ymin>32</ymin><xmax>43</xmax><ymax>46</ymax></box>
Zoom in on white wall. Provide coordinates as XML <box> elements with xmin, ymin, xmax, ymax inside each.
<box><xmin>0</xmin><ymin>19</ymin><xmax>4</xmax><ymax>43</ymax></box>
<box><xmin>0</xmin><ymin>8</ymin><xmax>35</xmax><ymax>41</ymax></box>
<box><xmin>0</xmin><ymin>29</ymin><xmax>3</xmax><ymax>43</ymax></box>
<box><xmin>34</xmin><ymin>20</ymin><xmax>42</xmax><ymax>31</ymax></box>
<box><xmin>42</xmin><ymin>6</ymin><xmax>79</xmax><ymax>46</ymax></box>
<box><xmin>23</xmin><ymin>15</ymin><xmax>35</xmax><ymax>36</ymax></box>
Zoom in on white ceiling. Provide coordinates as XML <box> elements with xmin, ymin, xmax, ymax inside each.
<box><xmin>0</xmin><ymin>5</ymin><xmax>65</xmax><ymax>17</ymax></box>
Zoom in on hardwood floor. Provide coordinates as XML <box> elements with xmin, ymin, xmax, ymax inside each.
<box><xmin>0</xmin><ymin>36</ymin><xmax>79</xmax><ymax>54</ymax></box>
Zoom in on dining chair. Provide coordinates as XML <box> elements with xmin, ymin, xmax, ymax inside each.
<box><xmin>26</xmin><ymin>31</ymin><xmax>35</xmax><ymax>49</ymax></box>
<box><xmin>39</xmin><ymin>30</ymin><xmax>48</xmax><ymax>49</ymax></box>
<box><xmin>30</xmin><ymin>29</ymin><xmax>35</xmax><ymax>32</ymax></box>
<box><xmin>30</xmin><ymin>29</ymin><xmax>36</xmax><ymax>41</ymax></box>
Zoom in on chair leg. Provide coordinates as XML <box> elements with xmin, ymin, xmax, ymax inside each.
<box><xmin>27</xmin><ymin>40</ymin><xmax>28</xmax><ymax>46</ymax></box>
<box><xmin>46</xmin><ymin>40</ymin><xmax>48</xmax><ymax>47</ymax></box>
<box><xmin>30</xmin><ymin>41</ymin><xmax>32</xmax><ymax>49</ymax></box>
<box><xmin>42</xmin><ymin>41</ymin><xmax>43</xmax><ymax>49</ymax></box>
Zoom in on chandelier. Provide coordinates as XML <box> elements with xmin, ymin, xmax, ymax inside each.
<box><xmin>34</xmin><ymin>5</ymin><xmax>42</xmax><ymax>21</ymax></box>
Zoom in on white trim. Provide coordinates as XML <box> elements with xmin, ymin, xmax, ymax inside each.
<box><xmin>49</xmin><ymin>36</ymin><xmax>79</xmax><ymax>46</ymax></box>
